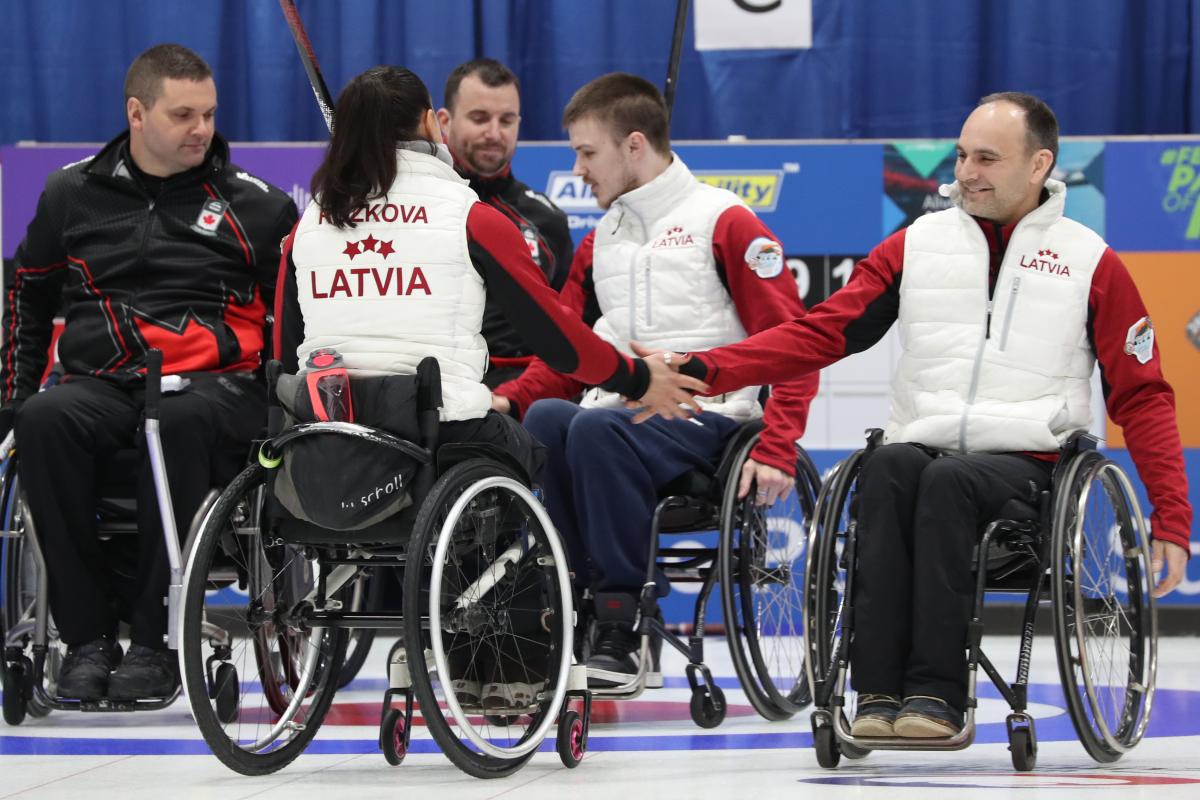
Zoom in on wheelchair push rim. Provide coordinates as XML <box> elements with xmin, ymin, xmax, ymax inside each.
<box><xmin>1052</xmin><ymin>452</ymin><xmax>1157</xmax><ymax>759</ymax></box>
<box><xmin>720</xmin><ymin>440</ymin><xmax>819</xmax><ymax>719</ymax></box>
<box><xmin>424</xmin><ymin>473</ymin><xmax>574</xmax><ymax>762</ymax></box>
<box><xmin>180</xmin><ymin>463</ymin><xmax>346</xmax><ymax>775</ymax></box>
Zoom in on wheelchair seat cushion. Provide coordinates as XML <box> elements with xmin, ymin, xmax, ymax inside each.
<box><xmin>270</xmin><ymin>374</ymin><xmax>426</xmax><ymax>532</ymax></box>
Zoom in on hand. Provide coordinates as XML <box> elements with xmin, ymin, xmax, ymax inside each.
<box><xmin>738</xmin><ymin>458</ymin><xmax>793</xmax><ymax>506</ymax></box>
<box><xmin>491</xmin><ymin>394</ymin><xmax>512</xmax><ymax>415</ymax></box>
<box><xmin>1151</xmin><ymin>539</ymin><xmax>1189</xmax><ymax>598</ymax></box>
<box><xmin>630</xmin><ymin>352</ymin><xmax>708</xmax><ymax>424</ymax></box>
<box><xmin>630</xmin><ymin>340</ymin><xmax>689</xmax><ymax>372</ymax></box>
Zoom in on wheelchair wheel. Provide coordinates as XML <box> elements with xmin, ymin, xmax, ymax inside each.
<box><xmin>181</xmin><ymin>463</ymin><xmax>347</xmax><ymax>776</ymax></box>
<box><xmin>1051</xmin><ymin>451</ymin><xmax>1156</xmax><ymax>763</ymax></box>
<box><xmin>404</xmin><ymin>459</ymin><xmax>573</xmax><ymax>779</ymax></box>
<box><xmin>803</xmin><ymin>451</ymin><xmax>864</xmax><ymax>699</ymax></box>
<box><xmin>719</xmin><ymin>441</ymin><xmax>820</xmax><ymax>720</ymax></box>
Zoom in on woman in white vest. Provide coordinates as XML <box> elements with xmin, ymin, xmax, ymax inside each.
<box><xmin>669</xmin><ymin>92</ymin><xmax>1192</xmax><ymax>738</ymax></box>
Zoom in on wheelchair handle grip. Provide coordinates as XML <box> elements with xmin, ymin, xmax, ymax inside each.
<box><xmin>145</xmin><ymin>349</ymin><xmax>163</xmax><ymax>421</ymax></box>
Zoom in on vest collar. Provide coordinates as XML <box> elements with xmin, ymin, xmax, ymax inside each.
<box><xmin>395</xmin><ymin>142</ymin><xmax>465</xmax><ymax>184</ymax></box>
<box><xmin>938</xmin><ymin>177</ymin><xmax>1067</xmax><ymax>229</ymax></box>
<box><xmin>610</xmin><ymin>153</ymin><xmax>693</xmax><ymax>225</ymax></box>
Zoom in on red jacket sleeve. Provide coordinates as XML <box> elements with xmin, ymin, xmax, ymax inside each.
<box><xmin>1089</xmin><ymin>249</ymin><xmax>1192</xmax><ymax>551</ymax></box>
<box><xmin>687</xmin><ymin>229</ymin><xmax>906</xmax><ymax>394</ymax></box>
<box><xmin>467</xmin><ymin>207</ymin><xmax>648</xmax><ymax>399</ymax></box>
<box><xmin>710</xmin><ymin>206</ymin><xmax>817</xmax><ymax>474</ymax></box>
<box><xmin>494</xmin><ymin>231</ymin><xmax>596</xmax><ymax>415</ymax></box>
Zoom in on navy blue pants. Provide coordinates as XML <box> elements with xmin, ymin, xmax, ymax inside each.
<box><xmin>523</xmin><ymin>399</ymin><xmax>741</xmax><ymax>595</ymax></box>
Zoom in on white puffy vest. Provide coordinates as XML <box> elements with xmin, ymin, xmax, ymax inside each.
<box><xmin>583</xmin><ymin>156</ymin><xmax>762</xmax><ymax>420</ymax></box>
<box><xmin>885</xmin><ymin>179</ymin><xmax>1105</xmax><ymax>452</ymax></box>
<box><xmin>291</xmin><ymin>147</ymin><xmax>491</xmax><ymax>421</ymax></box>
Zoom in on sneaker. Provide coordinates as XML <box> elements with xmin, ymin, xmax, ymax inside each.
<box><xmin>893</xmin><ymin>695</ymin><xmax>964</xmax><ymax>738</ymax></box>
<box><xmin>586</xmin><ymin>592</ymin><xmax>642</xmax><ymax>687</ymax></box>
<box><xmin>849</xmin><ymin>693</ymin><xmax>901</xmax><ymax>737</ymax></box>
<box><xmin>587</xmin><ymin>623</ymin><xmax>641</xmax><ymax>686</ymax></box>
<box><xmin>481</xmin><ymin>681</ymin><xmax>545</xmax><ymax>711</ymax></box>
<box><xmin>450</xmin><ymin>679</ymin><xmax>482</xmax><ymax>707</ymax></box>
<box><xmin>106</xmin><ymin>645</ymin><xmax>179</xmax><ymax>700</ymax></box>
<box><xmin>57</xmin><ymin>638</ymin><xmax>122</xmax><ymax>701</ymax></box>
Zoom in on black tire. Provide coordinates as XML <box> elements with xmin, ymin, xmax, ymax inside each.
<box><xmin>181</xmin><ymin>463</ymin><xmax>347</xmax><ymax>776</ymax></box>
<box><xmin>404</xmin><ymin>459</ymin><xmax>571</xmax><ymax>779</ymax></box>
<box><xmin>1051</xmin><ymin>452</ymin><xmax>1155</xmax><ymax>764</ymax></box>
<box><xmin>804</xmin><ymin>451</ymin><xmax>864</xmax><ymax>700</ymax></box>
<box><xmin>557</xmin><ymin>709</ymin><xmax>585</xmax><ymax>768</ymax></box>
<box><xmin>2</xmin><ymin>661</ymin><xmax>27</xmax><ymax>726</ymax></box>
<box><xmin>812</xmin><ymin>722</ymin><xmax>841</xmax><ymax>769</ymax></box>
<box><xmin>720</xmin><ymin>440</ymin><xmax>820</xmax><ymax>721</ymax></box>
<box><xmin>1009</xmin><ymin>726</ymin><xmax>1037</xmax><ymax>771</ymax></box>
<box><xmin>381</xmin><ymin>707</ymin><xmax>408</xmax><ymax>766</ymax></box>
<box><xmin>213</xmin><ymin>662</ymin><xmax>239</xmax><ymax>725</ymax></box>
<box><xmin>336</xmin><ymin>574</ymin><xmax>382</xmax><ymax>690</ymax></box>
<box><xmin>689</xmin><ymin>684</ymin><xmax>727</xmax><ymax>729</ymax></box>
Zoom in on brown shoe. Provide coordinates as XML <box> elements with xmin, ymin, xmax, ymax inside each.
<box><xmin>893</xmin><ymin>695</ymin><xmax>964</xmax><ymax>738</ymax></box>
<box><xmin>849</xmin><ymin>693</ymin><xmax>901</xmax><ymax>737</ymax></box>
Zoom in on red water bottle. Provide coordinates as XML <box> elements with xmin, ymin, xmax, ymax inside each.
<box><xmin>305</xmin><ymin>348</ymin><xmax>354</xmax><ymax>422</ymax></box>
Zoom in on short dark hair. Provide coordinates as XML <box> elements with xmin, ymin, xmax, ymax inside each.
<box><xmin>978</xmin><ymin>91</ymin><xmax>1059</xmax><ymax>171</ymax></box>
<box><xmin>124</xmin><ymin>44</ymin><xmax>212</xmax><ymax>108</ymax></box>
<box><xmin>562</xmin><ymin>73</ymin><xmax>670</xmax><ymax>156</ymax></box>
<box><xmin>311</xmin><ymin>66</ymin><xmax>434</xmax><ymax>228</ymax></box>
<box><xmin>443</xmin><ymin>58</ymin><xmax>520</xmax><ymax>111</ymax></box>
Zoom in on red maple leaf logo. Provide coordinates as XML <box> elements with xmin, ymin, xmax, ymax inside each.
<box><xmin>202</xmin><ymin>214</ymin><xmax>217</xmax><ymax>226</ymax></box>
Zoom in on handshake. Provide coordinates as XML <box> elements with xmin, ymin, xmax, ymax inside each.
<box><xmin>490</xmin><ymin>342</ymin><xmax>703</xmax><ymax>424</ymax></box>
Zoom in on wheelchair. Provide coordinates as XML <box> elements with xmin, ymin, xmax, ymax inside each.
<box><xmin>179</xmin><ymin>358</ymin><xmax>584</xmax><ymax>779</ymax></box>
<box><xmin>803</xmin><ymin>429</ymin><xmax>1157</xmax><ymax>771</ymax></box>
<box><xmin>0</xmin><ymin>352</ymin><xmax>239</xmax><ymax>724</ymax></box>
<box><xmin>584</xmin><ymin>417</ymin><xmax>822</xmax><ymax>728</ymax></box>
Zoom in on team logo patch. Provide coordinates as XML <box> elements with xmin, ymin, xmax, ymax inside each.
<box><xmin>1124</xmin><ymin>316</ymin><xmax>1155</xmax><ymax>364</ymax></box>
<box><xmin>744</xmin><ymin>237</ymin><xmax>784</xmax><ymax>278</ymax></box>
<box><xmin>192</xmin><ymin>199</ymin><xmax>227</xmax><ymax>235</ymax></box>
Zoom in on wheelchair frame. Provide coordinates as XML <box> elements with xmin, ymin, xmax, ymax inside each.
<box><xmin>586</xmin><ymin>418</ymin><xmax>822</xmax><ymax>728</ymax></box>
<box><xmin>804</xmin><ymin>429</ymin><xmax>1158</xmax><ymax>771</ymax></box>
<box><xmin>1</xmin><ymin>350</ymin><xmax>226</xmax><ymax>722</ymax></box>
<box><xmin>178</xmin><ymin>358</ymin><xmax>588</xmax><ymax>779</ymax></box>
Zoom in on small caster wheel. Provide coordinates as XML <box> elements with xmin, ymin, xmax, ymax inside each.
<box><xmin>2</xmin><ymin>662</ymin><xmax>28</xmax><ymax>726</ymax></box>
<box><xmin>812</xmin><ymin>716</ymin><xmax>841</xmax><ymax>769</ymax></box>
<box><xmin>1009</xmin><ymin>726</ymin><xmax>1037</xmax><ymax>771</ymax></box>
<box><xmin>381</xmin><ymin>708</ymin><xmax>408</xmax><ymax>766</ymax></box>
<box><xmin>689</xmin><ymin>684</ymin><xmax>726</xmax><ymax>729</ymax></box>
<box><xmin>212</xmin><ymin>662</ymin><xmax>239</xmax><ymax>724</ymax></box>
<box><xmin>557</xmin><ymin>709</ymin><xmax>586</xmax><ymax>768</ymax></box>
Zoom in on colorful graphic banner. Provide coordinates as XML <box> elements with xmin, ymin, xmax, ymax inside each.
<box><xmin>1106</xmin><ymin>140</ymin><xmax>1200</xmax><ymax>251</ymax></box>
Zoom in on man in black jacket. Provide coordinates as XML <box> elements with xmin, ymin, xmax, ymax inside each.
<box><xmin>438</xmin><ymin>59</ymin><xmax>576</xmax><ymax>387</ymax></box>
<box><xmin>0</xmin><ymin>44</ymin><xmax>298</xmax><ymax>701</ymax></box>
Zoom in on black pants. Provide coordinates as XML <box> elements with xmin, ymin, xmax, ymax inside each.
<box><xmin>14</xmin><ymin>374</ymin><xmax>265</xmax><ymax>648</ymax></box>
<box><xmin>849</xmin><ymin>443</ymin><xmax>1052</xmax><ymax>711</ymax></box>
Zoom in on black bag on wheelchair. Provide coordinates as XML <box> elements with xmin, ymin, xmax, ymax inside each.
<box><xmin>268</xmin><ymin>373</ymin><xmax>426</xmax><ymax>532</ymax></box>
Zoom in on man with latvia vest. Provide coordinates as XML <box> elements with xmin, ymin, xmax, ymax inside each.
<box><xmin>662</xmin><ymin>92</ymin><xmax>1192</xmax><ymax>738</ymax></box>
<box><xmin>491</xmin><ymin>73</ymin><xmax>818</xmax><ymax>686</ymax></box>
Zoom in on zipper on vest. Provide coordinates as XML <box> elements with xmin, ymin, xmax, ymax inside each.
<box><xmin>998</xmin><ymin>276</ymin><xmax>1021</xmax><ymax>351</ymax></box>
<box><xmin>644</xmin><ymin>266</ymin><xmax>653</xmax><ymax>325</ymax></box>
<box><xmin>629</xmin><ymin>261</ymin><xmax>638</xmax><ymax>341</ymax></box>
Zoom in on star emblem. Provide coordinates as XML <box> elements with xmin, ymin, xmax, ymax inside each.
<box><xmin>360</xmin><ymin>234</ymin><xmax>378</xmax><ymax>252</ymax></box>
<box><xmin>377</xmin><ymin>239</ymin><xmax>395</xmax><ymax>258</ymax></box>
<box><xmin>343</xmin><ymin>241</ymin><xmax>361</xmax><ymax>260</ymax></box>
<box><xmin>1051</xmin><ymin>252</ymin><xmax>1059</xmax><ymax>260</ymax></box>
